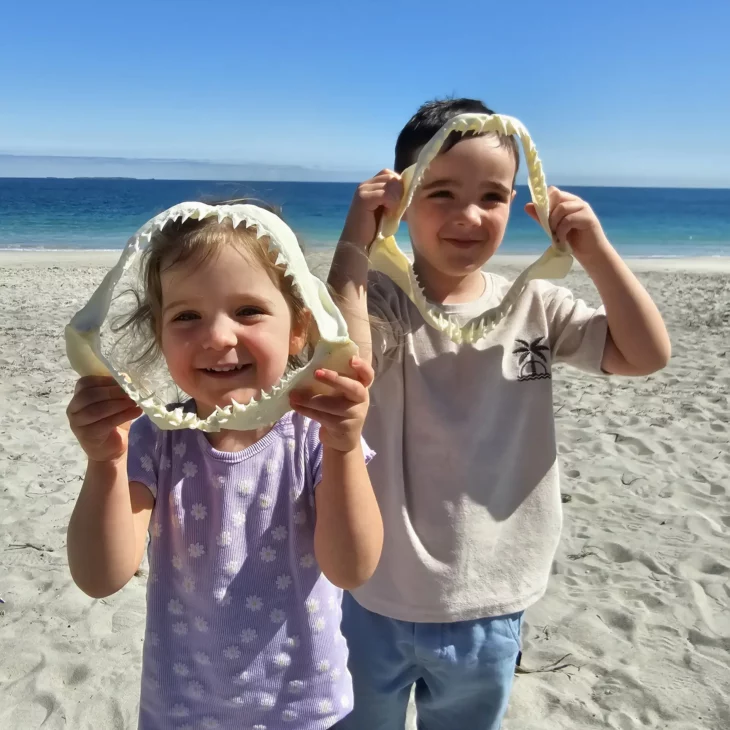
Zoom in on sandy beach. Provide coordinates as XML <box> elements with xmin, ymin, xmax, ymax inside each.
<box><xmin>1</xmin><ymin>250</ymin><xmax>728</xmax><ymax>729</ymax></box>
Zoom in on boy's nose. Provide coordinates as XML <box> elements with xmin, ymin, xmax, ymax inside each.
<box><xmin>456</xmin><ymin>203</ymin><xmax>482</xmax><ymax>226</ymax></box>
<box><xmin>203</xmin><ymin>316</ymin><xmax>238</xmax><ymax>349</ymax></box>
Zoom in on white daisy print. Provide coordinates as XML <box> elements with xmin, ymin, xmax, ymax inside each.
<box><xmin>140</xmin><ymin>454</ymin><xmax>154</xmax><ymax>473</ymax></box>
<box><xmin>220</xmin><ymin>594</ymin><xmax>232</xmax><ymax>607</ymax></box>
<box><xmin>168</xmin><ymin>598</ymin><xmax>184</xmax><ymax>615</ymax></box>
<box><xmin>188</xmin><ymin>543</ymin><xmax>205</xmax><ymax>558</ymax></box>
<box><xmin>319</xmin><ymin>699</ymin><xmax>334</xmax><ymax>715</ymax></box>
<box><xmin>273</xmin><ymin>652</ymin><xmax>291</xmax><ymax>668</ymax></box>
<box><xmin>128</xmin><ymin>430</ymin><xmax>140</xmax><ymax>446</ymax></box>
<box><xmin>286</xmin><ymin>439</ymin><xmax>296</xmax><ymax>452</ymax></box>
<box><xmin>305</xmin><ymin>598</ymin><xmax>319</xmax><ymax>614</ymax></box>
<box><xmin>341</xmin><ymin>695</ymin><xmax>351</xmax><ymax>709</ymax></box>
<box><xmin>233</xmin><ymin>671</ymin><xmax>250</xmax><ymax>685</ymax></box>
<box><xmin>288</xmin><ymin>680</ymin><xmax>305</xmax><ymax>694</ymax></box>
<box><xmin>217</xmin><ymin>531</ymin><xmax>232</xmax><ymax>547</ymax></box>
<box><xmin>259</xmin><ymin>693</ymin><xmax>276</xmax><ymax>708</ymax></box>
<box><xmin>282</xmin><ymin>709</ymin><xmax>297</xmax><ymax>722</ymax></box>
<box><xmin>284</xmin><ymin>635</ymin><xmax>300</xmax><ymax>649</ymax></box>
<box><xmin>229</xmin><ymin>695</ymin><xmax>246</xmax><ymax>706</ymax></box>
<box><xmin>258</xmin><ymin>494</ymin><xmax>273</xmax><ymax>509</ymax></box>
<box><xmin>173</xmin><ymin>662</ymin><xmax>190</xmax><ymax>677</ymax></box>
<box><xmin>172</xmin><ymin>555</ymin><xmax>183</xmax><ymax>571</ymax></box>
<box><xmin>270</xmin><ymin>608</ymin><xmax>285</xmax><ymax>624</ymax></box>
<box><xmin>172</xmin><ymin>622</ymin><xmax>188</xmax><ymax>636</ymax></box>
<box><xmin>225</xmin><ymin>560</ymin><xmax>241</xmax><ymax>576</ymax></box>
<box><xmin>182</xmin><ymin>576</ymin><xmax>195</xmax><ymax>593</ymax></box>
<box><xmin>179</xmin><ymin>725</ymin><xmax>193</xmax><ymax>730</ymax></box>
<box><xmin>293</xmin><ymin>510</ymin><xmax>307</xmax><ymax>525</ymax></box>
<box><xmin>271</xmin><ymin>525</ymin><xmax>288</xmax><ymax>541</ymax></box>
<box><xmin>328</xmin><ymin>595</ymin><xmax>337</xmax><ymax>610</ymax></box>
<box><xmin>191</xmin><ymin>503</ymin><xmax>207</xmax><ymax>520</ymax></box>
<box><xmin>241</xmin><ymin>628</ymin><xmax>257</xmax><ymax>643</ymax></box>
<box><xmin>182</xmin><ymin>461</ymin><xmax>198</xmax><ymax>478</ymax></box>
<box><xmin>260</xmin><ymin>546</ymin><xmax>276</xmax><ymax>563</ymax></box>
<box><xmin>299</xmin><ymin>553</ymin><xmax>316</xmax><ymax>569</ymax></box>
<box><xmin>193</xmin><ymin>617</ymin><xmax>209</xmax><ymax>633</ymax></box>
<box><xmin>194</xmin><ymin>652</ymin><xmax>211</xmax><ymax>665</ymax></box>
<box><xmin>215</xmin><ymin>475</ymin><xmax>225</xmax><ymax>489</ymax></box>
<box><xmin>313</xmin><ymin>617</ymin><xmax>326</xmax><ymax>633</ymax></box>
<box><xmin>245</xmin><ymin>595</ymin><xmax>263</xmax><ymax>611</ymax></box>
<box><xmin>201</xmin><ymin>719</ymin><xmax>220</xmax><ymax>730</ymax></box>
<box><xmin>174</xmin><ymin>442</ymin><xmax>187</xmax><ymax>457</ymax></box>
<box><xmin>265</xmin><ymin>459</ymin><xmax>277</xmax><ymax>474</ymax></box>
<box><xmin>317</xmin><ymin>659</ymin><xmax>330</xmax><ymax>673</ymax></box>
<box><xmin>276</xmin><ymin>574</ymin><xmax>292</xmax><ymax>591</ymax></box>
<box><xmin>223</xmin><ymin>645</ymin><xmax>241</xmax><ymax>660</ymax></box>
<box><xmin>170</xmin><ymin>704</ymin><xmax>190</xmax><ymax>718</ymax></box>
<box><xmin>237</xmin><ymin>479</ymin><xmax>254</xmax><ymax>496</ymax></box>
<box><xmin>187</xmin><ymin>681</ymin><xmax>204</xmax><ymax>699</ymax></box>
<box><xmin>148</xmin><ymin>678</ymin><xmax>160</xmax><ymax>691</ymax></box>
<box><xmin>172</xmin><ymin>511</ymin><xmax>181</xmax><ymax>528</ymax></box>
<box><xmin>150</xmin><ymin>522</ymin><xmax>162</xmax><ymax>538</ymax></box>
<box><xmin>148</xmin><ymin>573</ymin><xmax>159</xmax><ymax>584</ymax></box>
<box><xmin>290</xmin><ymin>487</ymin><xmax>299</xmax><ymax>501</ymax></box>
<box><xmin>253</xmin><ymin>726</ymin><xmax>267</xmax><ymax>730</ymax></box>
<box><xmin>159</xmin><ymin>455</ymin><xmax>171</xmax><ymax>471</ymax></box>
<box><xmin>331</xmin><ymin>667</ymin><xmax>341</xmax><ymax>680</ymax></box>
<box><xmin>232</xmin><ymin>511</ymin><xmax>246</xmax><ymax>528</ymax></box>
<box><xmin>147</xmin><ymin>632</ymin><xmax>160</xmax><ymax>647</ymax></box>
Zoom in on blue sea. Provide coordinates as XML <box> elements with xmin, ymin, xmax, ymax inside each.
<box><xmin>1</xmin><ymin>178</ymin><xmax>729</xmax><ymax>257</ymax></box>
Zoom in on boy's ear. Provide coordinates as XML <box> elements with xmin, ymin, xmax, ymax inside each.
<box><xmin>510</xmin><ymin>188</ymin><xmax>517</xmax><ymax>203</ymax></box>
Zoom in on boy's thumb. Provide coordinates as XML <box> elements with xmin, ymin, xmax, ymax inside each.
<box><xmin>524</xmin><ymin>202</ymin><xmax>540</xmax><ymax>223</ymax></box>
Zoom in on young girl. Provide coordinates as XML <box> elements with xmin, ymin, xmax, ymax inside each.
<box><xmin>65</xmin><ymin>201</ymin><xmax>382</xmax><ymax>730</ymax></box>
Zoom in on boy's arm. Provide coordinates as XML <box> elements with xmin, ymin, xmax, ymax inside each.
<box><xmin>327</xmin><ymin>170</ymin><xmax>403</xmax><ymax>365</ymax></box>
<box><xmin>527</xmin><ymin>188</ymin><xmax>670</xmax><ymax>376</ymax></box>
<box><xmin>67</xmin><ymin>458</ymin><xmax>153</xmax><ymax>598</ymax></box>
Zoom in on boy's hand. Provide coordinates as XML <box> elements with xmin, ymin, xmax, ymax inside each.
<box><xmin>341</xmin><ymin>170</ymin><xmax>403</xmax><ymax>250</ymax></box>
<box><xmin>67</xmin><ymin>376</ymin><xmax>143</xmax><ymax>463</ymax></box>
<box><xmin>525</xmin><ymin>186</ymin><xmax>610</xmax><ymax>258</ymax></box>
<box><xmin>289</xmin><ymin>357</ymin><xmax>374</xmax><ymax>453</ymax></box>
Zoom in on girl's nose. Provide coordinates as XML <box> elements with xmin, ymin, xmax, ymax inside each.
<box><xmin>203</xmin><ymin>315</ymin><xmax>237</xmax><ymax>350</ymax></box>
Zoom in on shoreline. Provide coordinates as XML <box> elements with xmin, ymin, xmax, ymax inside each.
<box><xmin>2</xmin><ymin>248</ymin><xmax>730</xmax><ymax>274</ymax></box>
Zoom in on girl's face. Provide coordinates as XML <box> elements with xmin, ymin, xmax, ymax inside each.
<box><xmin>158</xmin><ymin>243</ymin><xmax>308</xmax><ymax>418</ymax></box>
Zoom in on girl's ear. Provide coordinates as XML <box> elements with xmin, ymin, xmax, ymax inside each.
<box><xmin>289</xmin><ymin>309</ymin><xmax>312</xmax><ymax>356</ymax></box>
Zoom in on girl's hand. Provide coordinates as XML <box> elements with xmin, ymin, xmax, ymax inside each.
<box><xmin>289</xmin><ymin>357</ymin><xmax>374</xmax><ymax>453</ymax></box>
<box><xmin>341</xmin><ymin>170</ymin><xmax>403</xmax><ymax>250</ymax></box>
<box><xmin>67</xmin><ymin>376</ymin><xmax>143</xmax><ymax>463</ymax></box>
<box><xmin>525</xmin><ymin>186</ymin><xmax>610</xmax><ymax>257</ymax></box>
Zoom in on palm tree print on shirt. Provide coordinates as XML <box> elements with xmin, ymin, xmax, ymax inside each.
<box><xmin>514</xmin><ymin>337</ymin><xmax>551</xmax><ymax>380</ymax></box>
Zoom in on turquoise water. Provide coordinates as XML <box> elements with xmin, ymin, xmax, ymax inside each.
<box><xmin>0</xmin><ymin>178</ymin><xmax>728</xmax><ymax>257</ymax></box>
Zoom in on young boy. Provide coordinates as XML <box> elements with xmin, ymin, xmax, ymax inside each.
<box><xmin>328</xmin><ymin>98</ymin><xmax>670</xmax><ymax>730</ymax></box>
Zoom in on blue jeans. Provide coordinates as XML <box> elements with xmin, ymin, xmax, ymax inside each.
<box><xmin>336</xmin><ymin>593</ymin><xmax>522</xmax><ymax>730</ymax></box>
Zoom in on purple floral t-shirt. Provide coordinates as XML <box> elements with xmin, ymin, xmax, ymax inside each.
<box><xmin>127</xmin><ymin>410</ymin><xmax>373</xmax><ymax>730</ymax></box>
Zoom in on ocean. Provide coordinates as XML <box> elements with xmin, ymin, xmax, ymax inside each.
<box><xmin>1</xmin><ymin>178</ymin><xmax>729</xmax><ymax>257</ymax></box>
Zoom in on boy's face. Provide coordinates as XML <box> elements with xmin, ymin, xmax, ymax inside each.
<box><xmin>405</xmin><ymin>134</ymin><xmax>516</xmax><ymax>282</ymax></box>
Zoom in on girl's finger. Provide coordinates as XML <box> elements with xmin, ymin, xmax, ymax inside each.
<box><xmin>291</xmin><ymin>390</ymin><xmax>361</xmax><ymax>417</ymax></box>
<box><xmin>313</xmin><ymin>369</ymin><xmax>368</xmax><ymax>401</ymax></box>
<box><xmin>291</xmin><ymin>404</ymin><xmax>352</xmax><ymax>431</ymax></box>
<box><xmin>74</xmin><ymin>375</ymin><xmax>118</xmax><ymax>392</ymax></box>
<box><xmin>72</xmin><ymin>397</ymin><xmax>142</xmax><ymax>427</ymax></box>
<box><xmin>68</xmin><ymin>386</ymin><xmax>132</xmax><ymax>414</ymax></box>
<box><xmin>348</xmin><ymin>357</ymin><xmax>375</xmax><ymax>387</ymax></box>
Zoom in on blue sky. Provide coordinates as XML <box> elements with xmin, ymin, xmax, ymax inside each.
<box><xmin>1</xmin><ymin>0</ymin><xmax>728</xmax><ymax>186</ymax></box>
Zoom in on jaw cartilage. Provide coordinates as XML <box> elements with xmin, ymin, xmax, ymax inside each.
<box><xmin>65</xmin><ymin>202</ymin><xmax>357</xmax><ymax>432</ymax></box>
<box><xmin>369</xmin><ymin>113</ymin><xmax>573</xmax><ymax>344</ymax></box>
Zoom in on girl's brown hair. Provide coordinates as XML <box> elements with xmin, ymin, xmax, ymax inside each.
<box><xmin>114</xmin><ymin>199</ymin><xmax>311</xmax><ymax>374</ymax></box>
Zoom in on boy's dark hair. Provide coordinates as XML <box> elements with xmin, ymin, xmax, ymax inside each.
<box><xmin>393</xmin><ymin>98</ymin><xmax>520</xmax><ymax>180</ymax></box>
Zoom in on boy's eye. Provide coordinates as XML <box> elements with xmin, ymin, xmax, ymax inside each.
<box><xmin>427</xmin><ymin>190</ymin><xmax>453</xmax><ymax>199</ymax></box>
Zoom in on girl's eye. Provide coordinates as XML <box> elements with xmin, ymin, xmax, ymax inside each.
<box><xmin>237</xmin><ymin>306</ymin><xmax>264</xmax><ymax>318</ymax></box>
<box><xmin>172</xmin><ymin>311</ymin><xmax>199</xmax><ymax>322</ymax></box>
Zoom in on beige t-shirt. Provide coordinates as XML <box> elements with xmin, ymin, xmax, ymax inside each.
<box><xmin>352</xmin><ymin>270</ymin><xmax>608</xmax><ymax>622</ymax></box>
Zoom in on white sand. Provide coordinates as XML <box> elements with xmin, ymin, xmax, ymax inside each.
<box><xmin>1</xmin><ymin>251</ymin><xmax>728</xmax><ymax>729</ymax></box>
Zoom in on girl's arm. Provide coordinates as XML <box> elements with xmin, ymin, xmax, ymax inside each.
<box><xmin>66</xmin><ymin>375</ymin><xmax>152</xmax><ymax>598</ymax></box>
<box><xmin>67</xmin><ymin>460</ymin><xmax>153</xmax><ymax>598</ymax></box>
<box><xmin>290</xmin><ymin>361</ymin><xmax>383</xmax><ymax>590</ymax></box>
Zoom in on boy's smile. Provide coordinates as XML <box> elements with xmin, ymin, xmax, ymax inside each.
<box><xmin>405</xmin><ymin>135</ymin><xmax>517</xmax><ymax>303</ymax></box>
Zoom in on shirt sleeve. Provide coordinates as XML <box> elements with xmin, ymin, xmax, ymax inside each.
<box><xmin>305</xmin><ymin>419</ymin><xmax>376</xmax><ymax>489</ymax></box>
<box><xmin>126</xmin><ymin>415</ymin><xmax>161</xmax><ymax>499</ymax></box>
<box><xmin>542</xmin><ymin>283</ymin><xmax>609</xmax><ymax>374</ymax></box>
<box><xmin>367</xmin><ymin>272</ymin><xmax>403</xmax><ymax>376</ymax></box>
